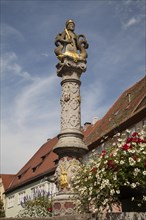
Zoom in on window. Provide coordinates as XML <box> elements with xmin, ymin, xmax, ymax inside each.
<box><xmin>18</xmin><ymin>191</ymin><xmax>26</xmax><ymax>205</ymax></box>
<box><xmin>31</xmin><ymin>184</ymin><xmax>45</xmax><ymax>199</ymax></box>
<box><xmin>8</xmin><ymin>195</ymin><xmax>14</xmax><ymax>208</ymax></box>
<box><xmin>17</xmin><ymin>168</ymin><xmax>29</xmax><ymax>179</ymax></box>
<box><xmin>48</xmin><ymin>182</ymin><xmax>55</xmax><ymax>197</ymax></box>
<box><xmin>32</xmin><ymin>162</ymin><xmax>42</xmax><ymax>173</ymax></box>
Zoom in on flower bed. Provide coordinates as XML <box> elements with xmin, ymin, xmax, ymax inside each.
<box><xmin>72</xmin><ymin>126</ymin><xmax>146</xmax><ymax>213</ymax></box>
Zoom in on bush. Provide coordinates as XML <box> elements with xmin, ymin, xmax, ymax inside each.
<box><xmin>17</xmin><ymin>195</ymin><xmax>52</xmax><ymax>218</ymax></box>
<box><xmin>72</xmin><ymin>126</ymin><xmax>146</xmax><ymax>213</ymax></box>
<box><xmin>0</xmin><ymin>198</ymin><xmax>5</xmax><ymax>218</ymax></box>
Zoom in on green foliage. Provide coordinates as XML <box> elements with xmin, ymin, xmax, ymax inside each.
<box><xmin>72</xmin><ymin>126</ymin><xmax>146</xmax><ymax>213</ymax></box>
<box><xmin>17</xmin><ymin>196</ymin><xmax>52</xmax><ymax>218</ymax></box>
<box><xmin>0</xmin><ymin>197</ymin><xmax>5</xmax><ymax>218</ymax></box>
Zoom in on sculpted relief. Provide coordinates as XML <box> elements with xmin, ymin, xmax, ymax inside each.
<box><xmin>61</xmin><ymin>82</ymin><xmax>81</xmax><ymax>130</ymax></box>
<box><xmin>54</xmin><ymin>157</ymin><xmax>81</xmax><ymax>192</ymax></box>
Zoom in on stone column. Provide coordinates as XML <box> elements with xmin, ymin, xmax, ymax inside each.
<box><xmin>53</xmin><ymin>20</ymin><xmax>88</xmax><ymax>216</ymax></box>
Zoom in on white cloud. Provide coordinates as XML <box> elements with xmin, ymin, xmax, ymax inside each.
<box><xmin>1</xmin><ymin>52</ymin><xmax>59</xmax><ymax>132</ymax></box>
<box><xmin>1</xmin><ymin>52</ymin><xmax>36</xmax><ymax>81</ymax></box>
<box><xmin>1</xmin><ymin>121</ymin><xmax>58</xmax><ymax>174</ymax></box>
<box><xmin>1</xmin><ymin>78</ymin><xmax>60</xmax><ymax>172</ymax></box>
<box><xmin>14</xmin><ymin>74</ymin><xmax>57</xmax><ymax>126</ymax></box>
<box><xmin>1</xmin><ymin>73</ymin><xmax>60</xmax><ymax>173</ymax></box>
<box><xmin>123</xmin><ymin>17</ymin><xmax>140</xmax><ymax>29</ymax></box>
<box><xmin>1</xmin><ymin>23</ymin><xmax>24</xmax><ymax>41</ymax></box>
<box><xmin>41</xmin><ymin>53</ymin><xmax>50</xmax><ymax>57</ymax></box>
<box><xmin>81</xmin><ymin>81</ymin><xmax>107</xmax><ymax>124</ymax></box>
<box><xmin>1</xmin><ymin>50</ymin><xmax>60</xmax><ymax>173</ymax></box>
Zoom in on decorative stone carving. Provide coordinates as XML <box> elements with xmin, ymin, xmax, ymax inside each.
<box><xmin>56</xmin><ymin>58</ymin><xmax>87</xmax><ymax>77</ymax></box>
<box><xmin>60</xmin><ymin>81</ymin><xmax>81</xmax><ymax>131</ymax></box>
<box><xmin>54</xmin><ymin>157</ymin><xmax>81</xmax><ymax>192</ymax></box>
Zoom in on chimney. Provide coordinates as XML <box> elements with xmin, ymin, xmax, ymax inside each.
<box><xmin>83</xmin><ymin>122</ymin><xmax>91</xmax><ymax>130</ymax></box>
<box><xmin>92</xmin><ymin>117</ymin><xmax>98</xmax><ymax>125</ymax></box>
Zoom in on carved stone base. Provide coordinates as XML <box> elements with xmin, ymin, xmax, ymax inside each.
<box><xmin>52</xmin><ymin>192</ymin><xmax>78</xmax><ymax>216</ymax></box>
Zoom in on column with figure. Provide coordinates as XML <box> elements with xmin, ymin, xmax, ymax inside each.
<box><xmin>53</xmin><ymin>19</ymin><xmax>89</xmax><ymax>216</ymax></box>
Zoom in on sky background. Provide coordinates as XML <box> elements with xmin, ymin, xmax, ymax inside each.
<box><xmin>1</xmin><ymin>0</ymin><xmax>145</xmax><ymax>174</ymax></box>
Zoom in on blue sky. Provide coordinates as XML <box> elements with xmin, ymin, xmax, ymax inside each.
<box><xmin>1</xmin><ymin>0</ymin><xmax>145</xmax><ymax>174</ymax></box>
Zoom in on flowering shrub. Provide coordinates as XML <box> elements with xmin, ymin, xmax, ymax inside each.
<box><xmin>17</xmin><ymin>194</ymin><xmax>52</xmax><ymax>217</ymax></box>
<box><xmin>72</xmin><ymin>126</ymin><xmax>146</xmax><ymax>213</ymax></box>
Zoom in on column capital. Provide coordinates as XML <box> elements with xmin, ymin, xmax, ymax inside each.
<box><xmin>56</xmin><ymin>58</ymin><xmax>87</xmax><ymax>77</ymax></box>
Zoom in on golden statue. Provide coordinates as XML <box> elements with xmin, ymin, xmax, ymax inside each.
<box><xmin>60</xmin><ymin>169</ymin><xmax>68</xmax><ymax>189</ymax></box>
<box><xmin>54</xmin><ymin>19</ymin><xmax>88</xmax><ymax>62</ymax></box>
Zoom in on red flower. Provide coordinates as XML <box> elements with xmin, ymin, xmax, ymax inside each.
<box><xmin>47</xmin><ymin>207</ymin><xmax>52</xmax><ymax>212</ymax></box>
<box><xmin>144</xmin><ymin>163</ymin><xmax>146</xmax><ymax>168</ymax></box>
<box><xmin>126</xmin><ymin>137</ymin><xmax>132</xmax><ymax>143</ymax></box>
<box><xmin>132</xmin><ymin>132</ymin><xmax>139</xmax><ymax>137</ymax></box>
<box><xmin>91</xmin><ymin>167</ymin><xmax>97</xmax><ymax>173</ymax></box>
<box><xmin>122</xmin><ymin>143</ymin><xmax>131</xmax><ymax>151</ymax></box>
<box><xmin>132</xmin><ymin>155</ymin><xmax>138</xmax><ymax>161</ymax></box>
<box><xmin>108</xmin><ymin>160</ymin><xmax>114</xmax><ymax>166</ymax></box>
<box><xmin>137</xmin><ymin>138</ymin><xmax>145</xmax><ymax>143</ymax></box>
<box><xmin>107</xmin><ymin>160</ymin><xmax>118</xmax><ymax>171</ymax></box>
<box><xmin>100</xmin><ymin>150</ymin><xmax>107</xmax><ymax>157</ymax></box>
<box><xmin>131</xmin><ymin>137</ymin><xmax>144</xmax><ymax>143</ymax></box>
<box><xmin>137</xmin><ymin>138</ymin><xmax>143</xmax><ymax>143</ymax></box>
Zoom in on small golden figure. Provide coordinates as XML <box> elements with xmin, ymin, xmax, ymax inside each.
<box><xmin>60</xmin><ymin>169</ymin><xmax>68</xmax><ymax>189</ymax></box>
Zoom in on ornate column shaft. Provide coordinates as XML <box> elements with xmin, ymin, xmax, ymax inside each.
<box><xmin>53</xmin><ymin>59</ymin><xmax>88</xmax><ymax>157</ymax></box>
<box><xmin>53</xmin><ymin>20</ymin><xmax>88</xmax><ymax>216</ymax></box>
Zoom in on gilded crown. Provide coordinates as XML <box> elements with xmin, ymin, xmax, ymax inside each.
<box><xmin>66</xmin><ymin>19</ymin><xmax>75</xmax><ymax>27</ymax></box>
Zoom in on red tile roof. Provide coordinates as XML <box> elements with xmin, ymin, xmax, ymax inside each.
<box><xmin>0</xmin><ymin>174</ymin><xmax>16</xmax><ymax>190</ymax></box>
<box><xmin>6</xmin><ymin>137</ymin><xmax>58</xmax><ymax>192</ymax></box>
<box><xmin>4</xmin><ymin>76</ymin><xmax>146</xmax><ymax>193</ymax></box>
<box><xmin>84</xmin><ymin>75</ymin><xmax>146</xmax><ymax>148</ymax></box>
